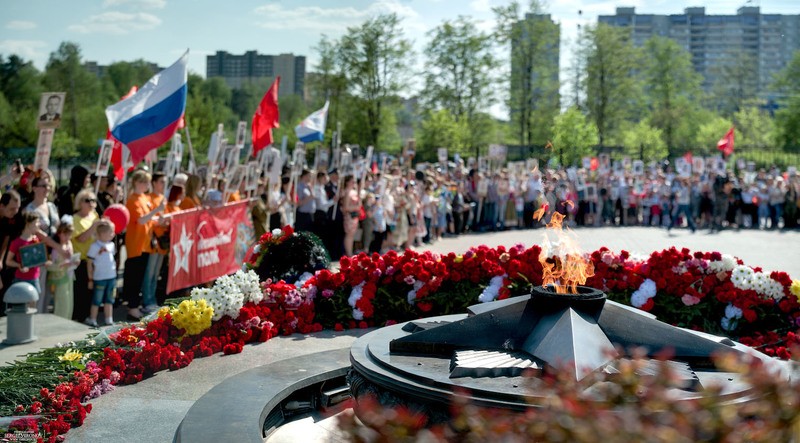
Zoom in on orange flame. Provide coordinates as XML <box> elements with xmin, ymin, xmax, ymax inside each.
<box><xmin>538</xmin><ymin>202</ymin><xmax>595</xmax><ymax>294</ymax></box>
<box><xmin>533</xmin><ymin>204</ymin><xmax>549</xmax><ymax>222</ymax></box>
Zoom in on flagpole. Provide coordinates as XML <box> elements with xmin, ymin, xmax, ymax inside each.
<box><xmin>183</xmin><ymin>118</ymin><xmax>197</xmax><ymax>175</ymax></box>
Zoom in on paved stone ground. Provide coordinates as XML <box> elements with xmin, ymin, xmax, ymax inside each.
<box><xmin>0</xmin><ymin>227</ymin><xmax>797</xmax><ymax>442</ymax></box>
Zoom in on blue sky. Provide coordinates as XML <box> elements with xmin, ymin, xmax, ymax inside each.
<box><xmin>2</xmin><ymin>1</ymin><xmax>799</xmax><ymax>94</ymax></box>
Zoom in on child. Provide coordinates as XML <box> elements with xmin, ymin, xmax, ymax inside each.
<box><xmin>86</xmin><ymin>219</ymin><xmax>117</xmax><ymax>327</ymax></box>
<box><xmin>48</xmin><ymin>217</ymin><xmax>79</xmax><ymax>320</ymax></box>
<box><xmin>5</xmin><ymin>211</ymin><xmax>49</xmax><ymax>294</ymax></box>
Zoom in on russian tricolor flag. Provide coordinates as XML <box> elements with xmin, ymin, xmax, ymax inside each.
<box><xmin>294</xmin><ymin>101</ymin><xmax>329</xmax><ymax>143</ymax></box>
<box><xmin>105</xmin><ymin>51</ymin><xmax>188</xmax><ymax>165</ymax></box>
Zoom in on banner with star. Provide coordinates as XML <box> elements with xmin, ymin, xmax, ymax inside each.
<box><xmin>167</xmin><ymin>201</ymin><xmax>248</xmax><ymax>293</ymax></box>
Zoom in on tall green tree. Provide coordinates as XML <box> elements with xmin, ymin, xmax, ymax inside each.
<box><xmin>310</xmin><ymin>35</ymin><xmax>348</xmax><ymax>141</ymax></box>
<box><xmin>641</xmin><ymin>36</ymin><xmax>703</xmax><ymax>156</ymax></box>
<box><xmin>416</xmin><ymin>108</ymin><xmax>466</xmax><ymax>160</ymax></box>
<box><xmin>620</xmin><ymin>120</ymin><xmax>667</xmax><ymax>160</ymax></box>
<box><xmin>185</xmin><ymin>74</ymin><xmax>236</xmax><ymax>158</ymax></box>
<box><xmin>708</xmin><ymin>51</ymin><xmax>758</xmax><ymax>116</ymax></box>
<box><xmin>338</xmin><ymin>13</ymin><xmax>413</xmax><ymax>148</ymax></box>
<box><xmin>734</xmin><ymin>106</ymin><xmax>776</xmax><ymax>152</ymax></box>
<box><xmin>494</xmin><ymin>0</ymin><xmax>560</xmax><ymax>148</ymax></box>
<box><xmin>583</xmin><ymin>23</ymin><xmax>641</xmax><ymax>147</ymax></box>
<box><xmin>103</xmin><ymin>60</ymin><xmax>159</xmax><ymax>100</ymax></box>
<box><xmin>551</xmin><ymin>107</ymin><xmax>597</xmax><ymax>166</ymax></box>
<box><xmin>42</xmin><ymin>42</ymin><xmax>104</xmax><ymax>146</ymax></box>
<box><xmin>771</xmin><ymin>51</ymin><xmax>800</xmax><ymax>149</ymax></box>
<box><xmin>421</xmin><ymin>16</ymin><xmax>496</xmax><ymax>155</ymax></box>
<box><xmin>0</xmin><ymin>55</ymin><xmax>42</xmax><ymax>147</ymax></box>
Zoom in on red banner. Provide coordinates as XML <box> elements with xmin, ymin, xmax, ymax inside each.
<box><xmin>167</xmin><ymin>201</ymin><xmax>248</xmax><ymax>293</ymax></box>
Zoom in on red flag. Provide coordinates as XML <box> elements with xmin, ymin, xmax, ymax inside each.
<box><xmin>251</xmin><ymin>77</ymin><xmax>280</xmax><ymax>156</ymax></box>
<box><xmin>717</xmin><ymin>127</ymin><xmax>735</xmax><ymax>158</ymax></box>
<box><xmin>590</xmin><ymin>157</ymin><xmax>599</xmax><ymax>171</ymax></box>
<box><xmin>106</xmin><ymin>86</ymin><xmax>138</xmax><ymax>180</ymax></box>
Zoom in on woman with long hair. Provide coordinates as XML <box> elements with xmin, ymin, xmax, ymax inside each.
<box><xmin>26</xmin><ymin>174</ymin><xmax>60</xmax><ymax>312</ymax></box>
<box><xmin>0</xmin><ymin>191</ymin><xmax>23</xmax><ymax>306</ymax></box>
<box><xmin>341</xmin><ymin>175</ymin><xmax>360</xmax><ymax>257</ymax></box>
<box><xmin>179</xmin><ymin>174</ymin><xmax>203</xmax><ymax>211</ymax></box>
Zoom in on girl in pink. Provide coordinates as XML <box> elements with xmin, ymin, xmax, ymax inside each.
<box><xmin>5</xmin><ymin>211</ymin><xmax>49</xmax><ymax>294</ymax></box>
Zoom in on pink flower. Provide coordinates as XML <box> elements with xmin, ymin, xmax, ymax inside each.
<box><xmin>322</xmin><ymin>289</ymin><xmax>334</xmax><ymax>298</ymax></box>
<box><xmin>681</xmin><ymin>294</ymin><xmax>701</xmax><ymax>306</ymax></box>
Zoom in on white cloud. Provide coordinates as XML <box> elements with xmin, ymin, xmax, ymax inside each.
<box><xmin>469</xmin><ymin>0</ymin><xmax>491</xmax><ymax>14</ymax></box>
<box><xmin>103</xmin><ymin>0</ymin><xmax>166</xmax><ymax>9</ymax></box>
<box><xmin>67</xmin><ymin>12</ymin><xmax>162</xmax><ymax>35</ymax></box>
<box><xmin>6</xmin><ymin>20</ymin><xmax>37</xmax><ymax>31</ymax></box>
<box><xmin>0</xmin><ymin>39</ymin><xmax>47</xmax><ymax>63</ymax></box>
<box><xmin>253</xmin><ymin>0</ymin><xmax>422</xmax><ymax>34</ymax></box>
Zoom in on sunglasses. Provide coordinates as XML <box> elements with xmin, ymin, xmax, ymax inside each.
<box><xmin>84</xmin><ymin>198</ymin><xmax>97</xmax><ymax>203</ymax></box>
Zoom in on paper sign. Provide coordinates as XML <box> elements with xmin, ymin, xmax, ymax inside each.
<box><xmin>37</xmin><ymin>92</ymin><xmax>66</xmax><ymax>130</ymax></box>
<box><xmin>33</xmin><ymin>128</ymin><xmax>55</xmax><ymax>172</ymax></box>
<box><xmin>245</xmin><ymin>161</ymin><xmax>258</xmax><ymax>191</ymax></box>
<box><xmin>692</xmin><ymin>157</ymin><xmax>705</xmax><ymax>175</ymax></box>
<box><xmin>488</xmin><ymin>144</ymin><xmax>507</xmax><ymax>160</ymax></box>
<box><xmin>96</xmin><ymin>140</ymin><xmax>114</xmax><ymax>177</ymax></box>
<box><xmin>235</xmin><ymin>121</ymin><xmax>247</xmax><ymax>149</ymax></box>
<box><xmin>437</xmin><ymin>148</ymin><xmax>448</xmax><ymax>163</ymax></box>
<box><xmin>632</xmin><ymin>160</ymin><xmax>644</xmax><ymax>176</ymax></box>
<box><xmin>582</xmin><ymin>157</ymin><xmax>591</xmax><ymax>170</ymax></box>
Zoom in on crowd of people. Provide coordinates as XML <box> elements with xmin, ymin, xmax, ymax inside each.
<box><xmin>0</xmin><ymin>156</ymin><xmax>798</xmax><ymax>328</ymax></box>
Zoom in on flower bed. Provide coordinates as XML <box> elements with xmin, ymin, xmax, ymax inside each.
<box><xmin>1</xmin><ymin>236</ymin><xmax>799</xmax><ymax>441</ymax></box>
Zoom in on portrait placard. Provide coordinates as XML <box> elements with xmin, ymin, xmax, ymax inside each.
<box><xmin>19</xmin><ymin>242</ymin><xmax>48</xmax><ymax>269</ymax></box>
<box><xmin>156</xmin><ymin>158</ymin><xmax>168</xmax><ymax>174</ymax></box>
<box><xmin>585</xmin><ymin>184</ymin><xmax>597</xmax><ymax>200</ymax></box>
<box><xmin>488</xmin><ymin>144</ymin><xmax>507</xmax><ymax>160</ymax></box>
<box><xmin>404</xmin><ymin>139</ymin><xmax>416</xmax><ymax>158</ymax></box>
<box><xmin>566</xmin><ymin>167</ymin><xmax>578</xmax><ymax>182</ymax></box>
<box><xmin>235</xmin><ymin>121</ymin><xmax>247</xmax><ymax>149</ymax></box>
<box><xmin>632</xmin><ymin>160</ymin><xmax>645</xmax><ymax>176</ymax></box>
<box><xmin>622</xmin><ymin>156</ymin><xmax>632</xmax><ymax>170</ymax></box>
<box><xmin>245</xmin><ymin>161</ymin><xmax>259</xmax><ymax>191</ymax></box>
<box><xmin>478</xmin><ymin>156</ymin><xmax>488</xmax><ymax>172</ymax></box>
<box><xmin>736</xmin><ymin>158</ymin><xmax>746</xmax><ymax>172</ymax></box>
<box><xmin>477</xmin><ymin>178</ymin><xmax>488</xmax><ymax>197</ymax></box>
<box><xmin>226</xmin><ymin>164</ymin><xmax>246</xmax><ymax>196</ymax></box>
<box><xmin>437</xmin><ymin>148</ymin><xmax>448</xmax><ymax>164</ymax></box>
<box><xmin>599</xmin><ymin>154</ymin><xmax>610</xmax><ymax>172</ymax></box>
<box><xmin>714</xmin><ymin>157</ymin><xmax>727</xmax><ymax>174</ymax></box>
<box><xmin>37</xmin><ymin>92</ymin><xmax>66</xmax><ymax>130</ymax></box>
<box><xmin>692</xmin><ymin>157</ymin><xmax>705</xmax><ymax>175</ymax></box>
<box><xmin>96</xmin><ymin>140</ymin><xmax>114</xmax><ymax>177</ymax></box>
<box><xmin>582</xmin><ymin>157</ymin><xmax>591</xmax><ymax>170</ymax></box>
<box><xmin>675</xmin><ymin>157</ymin><xmax>691</xmax><ymax>178</ymax></box>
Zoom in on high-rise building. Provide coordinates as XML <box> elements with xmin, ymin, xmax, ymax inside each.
<box><xmin>206</xmin><ymin>51</ymin><xmax>305</xmax><ymax>96</ymax></box>
<box><xmin>599</xmin><ymin>7</ymin><xmax>800</xmax><ymax>98</ymax></box>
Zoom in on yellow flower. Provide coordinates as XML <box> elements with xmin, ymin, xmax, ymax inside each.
<box><xmin>171</xmin><ymin>299</ymin><xmax>214</xmax><ymax>336</ymax></box>
<box><xmin>454</xmin><ymin>255</ymin><xmax>463</xmax><ymax>264</ymax></box>
<box><xmin>157</xmin><ymin>307</ymin><xmax>171</xmax><ymax>319</ymax></box>
<box><xmin>58</xmin><ymin>349</ymin><xmax>83</xmax><ymax>362</ymax></box>
<box><xmin>791</xmin><ymin>280</ymin><xmax>800</xmax><ymax>300</ymax></box>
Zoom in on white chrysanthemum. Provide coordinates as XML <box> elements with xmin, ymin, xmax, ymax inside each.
<box><xmin>762</xmin><ymin>278</ymin><xmax>785</xmax><ymax>301</ymax></box>
<box><xmin>627</xmin><ymin>252</ymin><xmax>649</xmax><ymax>264</ymax></box>
<box><xmin>478</xmin><ymin>275</ymin><xmax>505</xmax><ymax>303</ymax></box>
<box><xmin>230</xmin><ymin>269</ymin><xmax>262</xmax><ymax>304</ymax></box>
<box><xmin>407</xmin><ymin>280</ymin><xmax>424</xmax><ymax>305</ymax></box>
<box><xmin>272</xmin><ymin>228</ymin><xmax>282</xmax><ymax>236</ymax></box>
<box><xmin>640</xmin><ymin>279</ymin><xmax>657</xmax><ymax>298</ymax></box>
<box><xmin>707</xmin><ymin>254</ymin><xmax>737</xmax><ymax>274</ymax></box>
<box><xmin>731</xmin><ymin>266</ymin><xmax>755</xmax><ymax>290</ymax></box>
<box><xmin>352</xmin><ymin>308</ymin><xmax>364</xmax><ymax>321</ymax></box>
<box><xmin>192</xmin><ymin>276</ymin><xmax>245</xmax><ymax>321</ymax></box>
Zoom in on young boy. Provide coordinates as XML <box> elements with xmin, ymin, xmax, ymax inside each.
<box><xmin>86</xmin><ymin>219</ymin><xmax>117</xmax><ymax>327</ymax></box>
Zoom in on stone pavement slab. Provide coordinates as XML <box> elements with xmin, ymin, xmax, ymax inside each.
<box><xmin>0</xmin><ymin>314</ymin><xmax>94</xmax><ymax>366</ymax></box>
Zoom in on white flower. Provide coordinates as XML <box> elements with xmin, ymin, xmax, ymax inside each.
<box><xmin>627</xmin><ymin>252</ymin><xmax>649</xmax><ymax>264</ymax></box>
<box><xmin>478</xmin><ymin>275</ymin><xmax>506</xmax><ymax>303</ymax></box>
<box><xmin>631</xmin><ymin>291</ymin><xmax>649</xmax><ymax>308</ymax></box>
<box><xmin>630</xmin><ymin>279</ymin><xmax>657</xmax><ymax>308</ymax></box>
<box><xmin>272</xmin><ymin>228</ymin><xmax>282</xmax><ymax>236</ymax></box>
<box><xmin>348</xmin><ymin>282</ymin><xmax>365</xmax><ymax>319</ymax></box>
<box><xmin>191</xmin><ymin>275</ymin><xmax>245</xmax><ymax>321</ymax></box>
<box><xmin>724</xmin><ymin>303</ymin><xmax>743</xmax><ymax>319</ymax></box>
<box><xmin>720</xmin><ymin>316</ymin><xmax>738</xmax><ymax>332</ymax></box>
<box><xmin>731</xmin><ymin>266</ymin><xmax>755</xmax><ymax>290</ymax></box>
<box><xmin>707</xmin><ymin>254</ymin><xmax>737</xmax><ymax>274</ymax></box>
<box><xmin>407</xmin><ymin>280</ymin><xmax>424</xmax><ymax>305</ymax></box>
<box><xmin>295</xmin><ymin>272</ymin><xmax>314</xmax><ymax>287</ymax></box>
<box><xmin>352</xmin><ymin>308</ymin><xmax>364</xmax><ymax>321</ymax></box>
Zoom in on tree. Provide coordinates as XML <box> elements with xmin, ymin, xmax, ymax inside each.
<box><xmin>771</xmin><ymin>51</ymin><xmax>800</xmax><ymax>149</ymax></box>
<box><xmin>421</xmin><ymin>16</ymin><xmax>496</xmax><ymax>156</ymax></box>
<box><xmin>338</xmin><ymin>14</ymin><xmax>413</xmax><ymax>148</ymax></box>
<box><xmin>416</xmin><ymin>109</ymin><xmax>465</xmax><ymax>160</ymax></box>
<box><xmin>551</xmin><ymin>107</ymin><xmax>597</xmax><ymax>166</ymax></box>
<box><xmin>310</xmin><ymin>35</ymin><xmax>348</xmax><ymax>141</ymax></box>
<box><xmin>694</xmin><ymin>116</ymin><xmax>735</xmax><ymax>156</ymax></box>
<box><xmin>184</xmin><ymin>74</ymin><xmax>237</xmax><ymax>158</ymax></box>
<box><xmin>620</xmin><ymin>120</ymin><xmax>667</xmax><ymax>161</ymax></box>
<box><xmin>641</xmin><ymin>37</ymin><xmax>703</xmax><ymax>156</ymax></box>
<box><xmin>583</xmin><ymin>23</ymin><xmax>641</xmax><ymax>147</ymax></box>
<box><xmin>734</xmin><ymin>106</ymin><xmax>776</xmax><ymax>152</ymax></box>
<box><xmin>103</xmin><ymin>60</ymin><xmax>159</xmax><ymax>100</ymax></box>
<box><xmin>708</xmin><ymin>51</ymin><xmax>758</xmax><ymax>116</ymax></box>
<box><xmin>494</xmin><ymin>0</ymin><xmax>560</xmax><ymax>148</ymax></box>
<box><xmin>0</xmin><ymin>55</ymin><xmax>42</xmax><ymax>147</ymax></box>
<box><xmin>42</xmin><ymin>42</ymin><xmax>103</xmax><ymax>145</ymax></box>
